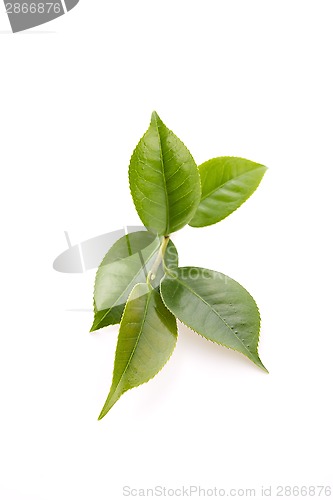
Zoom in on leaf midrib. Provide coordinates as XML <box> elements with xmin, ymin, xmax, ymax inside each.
<box><xmin>153</xmin><ymin>113</ymin><xmax>170</xmax><ymax>234</ymax></box>
<box><xmin>111</xmin><ymin>287</ymin><xmax>152</xmax><ymax>398</ymax></box>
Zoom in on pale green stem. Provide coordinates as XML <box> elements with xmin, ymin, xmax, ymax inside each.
<box><xmin>147</xmin><ymin>236</ymin><xmax>170</xmax><ymax>284</ymax></box>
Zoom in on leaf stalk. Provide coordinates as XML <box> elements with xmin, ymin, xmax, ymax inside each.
<box><xmin>147</xmin><ymin>235</ymin><xmax>170</xmax><ymax>284</ymax></box>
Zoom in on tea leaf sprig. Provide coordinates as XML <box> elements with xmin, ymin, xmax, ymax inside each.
<box><xmin>91</xmin><ymin>112</ymin><xmax>268</xmax><ymax>419</ymax></box>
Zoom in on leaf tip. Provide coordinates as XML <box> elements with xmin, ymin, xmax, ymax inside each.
<box><xmin>98</xmin><ymin>401</ymin><xmax>111</xmax><ymax>420</ymax></box>
<box><xmin>255</xmin><ymin>357</ymin><xmax>269</xmax><ymax>373</ymax></box>
<box><xmin>151</xmin><ymin>110</ymin><xmax>162</xmax><ymax>126</ymax></box>
<box><xmin>89</xmin><ymin>319</ymin><xmax>100</xmax><ymax>333</ymax></box>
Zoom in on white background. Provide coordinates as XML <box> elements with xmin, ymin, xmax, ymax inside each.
<box><xmin>1</xmin><ymin>1</ymin><xmax>332</xmax><ymax>499</ymax></box>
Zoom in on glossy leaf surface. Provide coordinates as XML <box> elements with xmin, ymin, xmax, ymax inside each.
<box><xmin>161</xmin><ymin>267</ymin><xmax>266</xmax><ymax>371</ymax></box>
<box><xmin>91</xmin><ymin>231</ymin><xmax>178</xmax><ymax>331</ymax></box>
<box><xmin>189</xmin><ymin>157</ymin><xmax>267</xmax><ymax>227</ymax></box>
<box><xmin>99</xmin><ymin>283</ymin><xmax>177</xmax><ymax>418</ymax></box>
<box><xmin>129</xmin><ymin>111</ymin><xmax>201</xmax><ymax>235</ymax></box>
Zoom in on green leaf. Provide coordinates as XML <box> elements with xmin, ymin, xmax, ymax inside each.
<box><xmin>189</xmin><ymin>157</ymin><xmax>267</xmax><ymax>227</ymax></box>
<box><xmin>91</xmin><ymin>231</ymin><xmax>178</xmax><ymax>332</ymax></box>
<box><xmin>129</xmin><ymin>111</ymin><xmax>201</xmax><ymax>235</ymax></box>
<box><xmin>160</xmin><ymin>267</ymin><xmax>267</xmax><ymax>371</ymax></box>
<box><xmin>98</xmin><ymin>283</ymin><xmax>177</xmax><ymax>418</ymax></box>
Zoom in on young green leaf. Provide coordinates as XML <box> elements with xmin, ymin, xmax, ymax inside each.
<box><xmin>129</xmin><ymin>111</ymin><xmax>201</xmax><ymax>235</ymax></box>
<box><xmin>189</xmin><ymin>157</ymin><xmax>267</xmax><ymax>227</ymax></box>
<box><xmin>98</xmin><ymin>283</ymin><xmax>178</xmax><ymax>419</ymax></box>
<box><xmin>160</xmin><ymin>267</ymin><xmax>267</xmax><ymax>371</ymax></box>
<box><xmin>91</xmin><ymin>231</ymin><xmax>178</xmax><ymax>331</ymax></box>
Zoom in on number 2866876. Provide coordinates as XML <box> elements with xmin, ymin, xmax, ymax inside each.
<box><xmin>5</xmin><ymin>3</ymin><xmax>62</xmax><ymax>14</ymax></box>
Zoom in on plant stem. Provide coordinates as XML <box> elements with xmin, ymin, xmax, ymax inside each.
<box><xmin>147</xmin><ymin>236</ymin><xmax>170</xmax><ymax>283</ymax></box>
